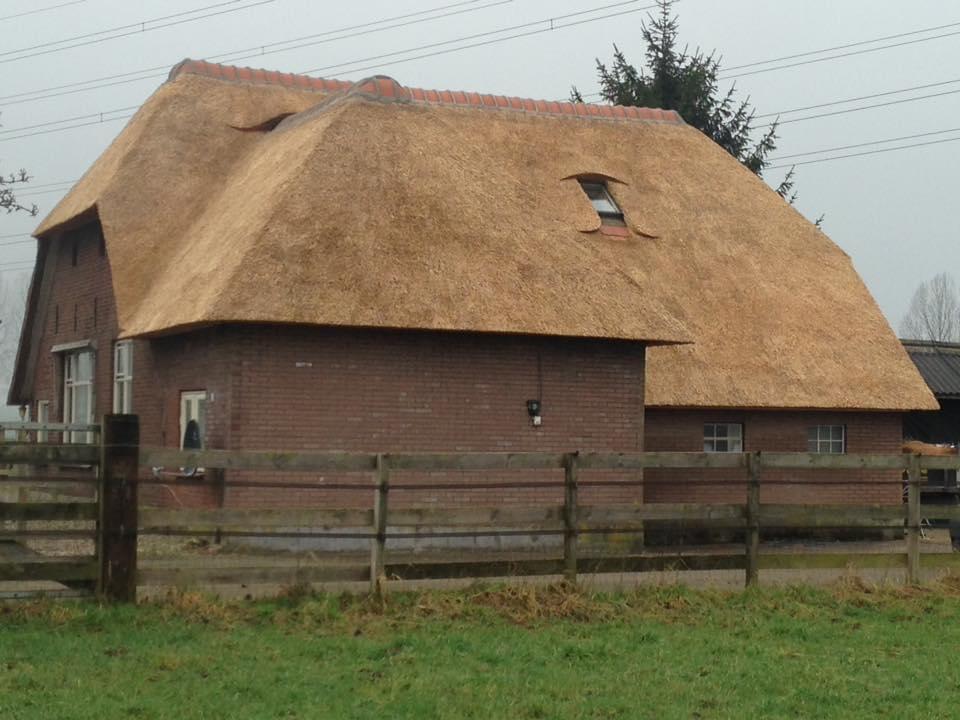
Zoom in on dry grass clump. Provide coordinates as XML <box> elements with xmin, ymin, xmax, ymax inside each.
<box><xmin>434</xmin><ymin>582</ymin><xmax>614</xmax><ymax>625</ymax></box>
<box><xmin>156</xmin><ymin>590</ymin><xmax>250</xmax><ymax>627</ymax></box>
<box><xmin>0</xmin><ymin>597</ymin><xmax>85</xmax><ymax>625</ymax></box>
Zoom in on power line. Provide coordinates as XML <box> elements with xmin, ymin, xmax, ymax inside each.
<box><xmin>0</xmin><ymin>0</ymin><xmax>275</xmax><ymax>66</ymax></box>
<box><xmin>6</xmin><ymin>180</ymin><xmax>75</xmax><ymax>191</ymax></box>
<box><xmin>723</xmin><ymin>19</ymin><xmax>960</xmax><ymax>73</ymax></box>
<box><xmin>0</xmin><ymin>238</ymin><xmax>35</xmax><ymax>247</ymax></box>
<box><xmin>0</xmin><ymin>114</ymin><xmax>132</xmax><ymax>143</ymax></box>
<box><xmin>761</xmin><ymin>87</ymin><xmax>960</xmax><ymax>127</ymax></box>
<box><xmin>0</xmin><ymin>261</ymin><xmax>34</xmax><ymax>270</ymax></box>
<box><xmin>772</xmin><ymin>125</ymin><xmax>960</xmax><ymax>161</ymax></box>
<box><xmin>720</xmin><ymin>27</ymin><xmax>960</xmax><ymax>80</ymax></box>
<box><xmin>0</xmin><ymin>1</ymin><xmax>651</xmax><ymax>144</ymax></box>
<box><xmin>300</xmin><ymin>2</ymin><xmax>653</xmax><ymax>75</ymax></box>
<box><xmin>756</xmin><ymin>77</ymin><xmax>960</xmax><ymax>118</ymax></box>
<box><xmin>0</xmin><ymin>0</ymin><xmax>86</xmax><ymax>22</ymax></box>
<box><xmin>213</xmin><ymin>0</ymin><xmax>509</xmax><ymax>64</ymax></box>
<box><xmin>17</xmin><ymin>185</ymin><xmax>77</xmax><ymax>198</ymax></box>
<box><xmin>0</xmin><ymin>106</ymin><xmax>140</xmax><ymax>135</ymax></box>
<box><xmin>0</xmin><ymin>0</ymin><xmax>509</xmax><ymax>106</ymax></box>
<box><xmin>0</xmin><ymin>0</ymin><xmax>255</xmax><ymax>58</ymax></box>
<box><xmin>768</xmin><ymin>135</ymin><xmax>960</xmax><ymax>169</ymax></box>
<box><xmin>578</xmin><ymin>75</ymin><xmax>960</xmax><ymax>129</ymax></box>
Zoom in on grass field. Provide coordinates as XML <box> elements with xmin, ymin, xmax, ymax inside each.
<box><xmin>3</xmin><ymin>578</ymin><xmax>960</xmax><ymax>719</ymax></box>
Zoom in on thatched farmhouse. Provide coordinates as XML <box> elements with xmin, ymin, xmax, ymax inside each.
<box><xmin>10</xmin><ymin>60</ymin><xmax>935</xmax><ymax>508</ymax></box>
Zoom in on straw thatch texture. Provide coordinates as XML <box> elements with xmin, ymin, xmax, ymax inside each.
<box><xmin>32</xmin><ymin>64</ymin><xmax>937</xmax><ymax>411</ymax></box>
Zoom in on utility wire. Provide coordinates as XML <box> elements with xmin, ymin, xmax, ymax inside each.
<box><xmin>0</xmin><ymin>1</ymin><xmax>86</xmax><ymax>22</ymax></box>
<box><xmin>214</xmin><ymin>0</ymin><xmax>509</xmax><ymax>64</ymax></box>
<box><xmin>0</xmin><ymin>238</ymin><xmax>36</xmax><ymax>247</ymax></box>
<box><xmin>583</xmin><ymin>78</ymin><xmax>960</xmax><ymax>127</ymax></box>
<box><xmin>0</xmin><ymin>261</ymin><xmax>35</xmax><ymax>270</ymax></box>
<box><xmin>767</xmin><ymin>135</ymin><xmax>960</xmax><ymax>169</ymax></box>
<box><xmin>0</xmin><ymin>0</ymin><xmax>256</xmax><ymax>58</ymax></box>
<box><xmin>0</xmin><ymin>0</ymin><xmax>510</xmax><ymax>106</ymax></box>
<box><xmin>760</xmin><ymin>87</ymin><xmax>960</xmax><ymax>127</ymax></box>
<box><xmin>755</xmin><ymin>76</ymin><xmax>960</xmax><ymax>118</ymax></box>
<box><xmin>0</xmin><ymin>0</ymin><xmax>274</xmax><ymax>66</ymax></box>
<box><xmin>301</xmin><ymin>2</ymin><xmax>652</xmax><ymax>75</ymax></box>
<box><xmin>17</xmin><ymin>185</ymin><xmax>78</xmax><ymax>197</ymax></box>
<box><xmin>0</xmin><ymin>0</ymin><xmax>650</xmax><ymax>143</ymax></box>
<box><xmin>0</xmin><ymin>114</ymin><xmax>131</xmax><ymax>143</ymax></box>
<box><xmin>723</xmin><ymin>18</ymin><xmax>960</xmax><ymax>73</ymax></box>
<box><xmin>0</xmin><ymin>106</ymin><xmax>140</xmax><ymax>135</ymax></box>
<box><xmin>720</xmin><ymin>27</ymin><xmax>960</xmax><ymax>80</ymax></box>
<box><xmin>772</xmin><ymin>126</ymin><xmax>960</xmax><ymax>161</ymax></box>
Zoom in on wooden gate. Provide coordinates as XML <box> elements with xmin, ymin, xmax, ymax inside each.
<box><xmin>0</xmin><ymin>415</ymin><xmax>138</xmax><ymax>601</ymax></box>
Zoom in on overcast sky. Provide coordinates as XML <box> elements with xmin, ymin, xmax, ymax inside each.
<box><xmin>0</xmin><ymin>0</ymin><xmax>957</xmax><ymax>332</ymax></box>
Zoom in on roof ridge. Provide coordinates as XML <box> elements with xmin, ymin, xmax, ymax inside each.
<box><xmin>902</xmin><ymin>339</ymin><xmax>960</xmax><ymax>351</ymax></box>
<box><xmin>168</xmin><ymin>59</ymin><xmax>685</xmax><ymax>125</ymax></box>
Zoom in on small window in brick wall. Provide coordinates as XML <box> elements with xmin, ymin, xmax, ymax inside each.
<box><xmin>113</xmin><ymin>341</ymin><xmax>133</xmax><ymax>414</ymax></box>
<box><xmin>704</xmin><ymin>423</ymin><xmax>743</xmax><ymax>453</ymax></box>
<box><xmin>180</xmin><ymin>391</ymin><xmax>207</xmax><ymax>449</ymax></box>
<box><xmin>808</xmin><ymin>425</ymin><xmax>846</xmax><ymax>454</ymax></box>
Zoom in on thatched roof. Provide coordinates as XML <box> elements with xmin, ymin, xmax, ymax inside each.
<box><xmin>30</xmin><ymin>60</ymin><xmax>937</xmax><ymax>411</ymax></box>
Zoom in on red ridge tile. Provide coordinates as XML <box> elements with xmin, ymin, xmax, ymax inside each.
<box><xmin>167</xmin><ymin>60</ymin><xmax>684</xmax><ymax>125</ymax></box>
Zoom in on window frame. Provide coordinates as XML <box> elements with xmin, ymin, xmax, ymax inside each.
<box><xmin>703</xmin><ymin>422</ymin><xmax>744</xmax><ymax>453</ymax></box>
<box><xmin>807</xmin><ymin>425</ymin><xmax>846</xmax><ymax>454</ymax></box>
<box><xmin>63</xmin><ymin>349</ymin><xmax>95</xmax><ymax>444</ymax></box>
<box><xmin>112</xmin><ymin>340</ymin><xmax>133</xmax><ymax>414</ymax></box>
<box><xmin>179</xmin><ymin>390</ymin><xmax>207</xmax><ymax>449</ymax></box>
<box><xmin>578</xmin><ymin>180</ymin><xmax>626</xmax><ymax>226</ymax></box>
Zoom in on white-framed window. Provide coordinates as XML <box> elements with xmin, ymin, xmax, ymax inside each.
<box><xmin>113</xmin><ymin>341</ymin><xmax>133</xmax><ymax>413</ymax></box>
<box><xmin>808</xmin><ymin>425</ymin><xmax>846</xmax><ymax>454</ymax></box>
<box><xmin>63</xmin><ymin>350</ymin><xmax>94</xmax><ymax>443</ymax></box>
<box><xmin>180</xmin><ymin>391</ymin><xmax>207</xmax><ymax>449</ymax></box>
<box><xmin>704</xmin><ymin>422</ymin><xmax>743</xmax><ymax>453</ymax></box>
<box><xmin>36</xmin><ymin>401</ymin><xmax>51</xmax><ymax>443</ymax></box>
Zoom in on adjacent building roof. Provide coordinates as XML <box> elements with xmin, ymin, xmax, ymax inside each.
<box><xmin>902</xmin><ymin>340</ymin><xmax>960</xmax><ymax>399</ymax></box>
<box><xmin>23</xmin><ymin>60</ymin><xmax>938</xmax><ymax>411</ymax></box>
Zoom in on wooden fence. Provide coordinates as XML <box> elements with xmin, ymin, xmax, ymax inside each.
<box><xmin>0</xmin><ymin>421</ymin><xmax>103</xmax><ymax>599</ymax></box>
<box><xmin>2</xmin><ymin>415</ymin><xmax>960</xmax><ymax>600</ymax></box>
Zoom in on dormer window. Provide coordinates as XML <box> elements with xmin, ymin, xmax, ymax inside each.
<box><xmin>578</xmin><ymin>180</ymin><xmax>625</xmax><ymax>226</ymax></box>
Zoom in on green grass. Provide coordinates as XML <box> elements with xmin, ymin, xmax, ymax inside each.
<box><xmin>4</xmin><ymin>579</ymin><xmax>960</xmax><ymax>719</ymax></box>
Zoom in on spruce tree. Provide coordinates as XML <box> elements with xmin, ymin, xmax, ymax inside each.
<box><xmin>572</xmin><ymin>0</ymin><xmax>797</xmax><ymax>201</ymax></box>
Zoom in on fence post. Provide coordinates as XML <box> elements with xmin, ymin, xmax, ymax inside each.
<box><xmin>906</xmin><ymin>453</ymin><xmax>921</xmax><ymax>584</ymax></box>
<box><xmin>745</xmin><ymin>451</ymin><xmax>761</xmax><ymax>587</ymax></box>
<box><xmin>563</xmin><ymin>452</ymin><xmax>579</xmax><ymax>584</ymax></box>
<box><xmin>98</xmin><ymin>414</ymin><xmax>139</xmax><ymax>602</ymax></box>
<box><xmin>370</xmin><ymin>453</ymin><xmax>389</xmax><ymax>595</ymax></box>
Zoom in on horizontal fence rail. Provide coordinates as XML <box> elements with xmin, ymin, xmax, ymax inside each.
<box><xmin>138</xmin><ymin>448</ymin><xmax>960</xmax><ymax>473</ymax></box>
<box><xmin>6</xmin><ymin>421</ymin><xmax>960</xmax><ymax>601</ymax></box>
<box><xmin>127</xmin><ymin>447</ymin><xmax>960</xmax><ymax>593</ymax></box>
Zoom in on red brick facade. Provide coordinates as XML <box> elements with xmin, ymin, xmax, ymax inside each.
<box><xmin>25</xmin><ymin>223</ymin><xmax>646</xmax><ymax>508</ymax></box>
<box><xmin>21</xmin><ymin>222</ymin><xmax>904</xmax><ymax>512</ymax></box>
<box><xmin>645</xmin><ymin>409</ymin><xmax>903</xmax><ymax>505</ymax></box>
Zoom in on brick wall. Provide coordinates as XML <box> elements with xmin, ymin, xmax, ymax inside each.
<box><xmin>645</xmin><ymin>408</ymin><xmax>904</xmax><ymax>505</ymax></box>
<box><xmin>23</xmin><ymin>221</ymin><xmax>904</xmax><ymax>516</ymax></box>
<box><xmin>23</xmin><ymin>225</ymin><xmax>646</xmax><ymax>509</ymax></box>
<box><xmin>220</xmin><ymin>325</ymin><xmax>646</xmax><ymax>508</ymax></box>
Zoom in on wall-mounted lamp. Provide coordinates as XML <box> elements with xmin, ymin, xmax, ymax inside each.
<box><xmin>527</xmin><ymin>399</ymin><xmax>542</xmax><ymax>427</ymax></box>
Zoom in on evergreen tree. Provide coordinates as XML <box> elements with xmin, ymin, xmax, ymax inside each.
<box><xmin>572</xmin><ymin>0</ymin><xmax>798</xmax><ymax>201</ymax></box>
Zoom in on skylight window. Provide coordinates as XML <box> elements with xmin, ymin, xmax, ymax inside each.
<box><xmin>579</xmin><ymin>180</ymin><xmax>625</xmax><ymax>226</ymax></box>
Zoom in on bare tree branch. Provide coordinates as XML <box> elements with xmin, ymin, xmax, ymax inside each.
<box><xmin>901</xmin><ymin>273</ymin><xmax>960</xmax><ymax>342</ymax></box>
